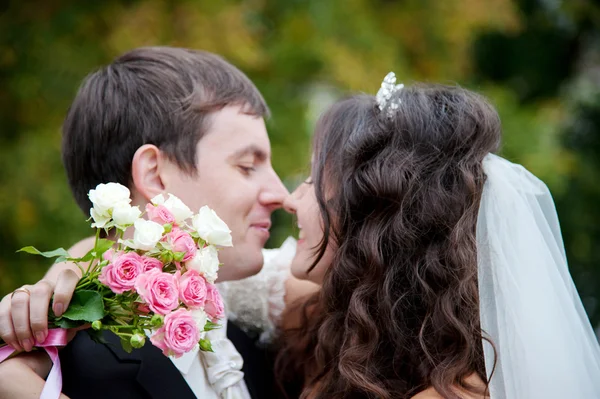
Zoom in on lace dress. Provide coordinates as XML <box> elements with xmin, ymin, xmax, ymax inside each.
<box><xmin>217</xmin><ymin>237</ymin><xmax>296</xmax><ymax>345</ymax></box>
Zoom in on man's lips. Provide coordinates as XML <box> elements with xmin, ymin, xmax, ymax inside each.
<box><xmin>250</xmin><ymin>221</ymin><xmax>271</xmax><ymax>238</ymax></box>
<box><xmin>250</xmin><ymin>221</ymin><xmax>271</xmax><ymax>230</ymax></box>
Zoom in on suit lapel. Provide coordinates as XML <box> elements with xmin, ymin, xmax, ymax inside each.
<box><xmin>227</xmin><ymin>321</ymin><xmax>275</xmax><ymax>399</ymax></box>
<box><xmin>99</xmin><ymin>323</ymin><xmax>271</xmax><ymax>399</ymax></box>
<box><xmin>136</xmin><ymin>341</ymin><xmax>197</xmax><ymax>399</ymax></box>
<box><xmin>102</xmin><ymin>331</ymin><xmax>197</xmax><ymax>399</ymax></box>
<box><xmin>101</xmin><ymin>331</ymin><xmax>142</xmax><ymax>361</ymax></box>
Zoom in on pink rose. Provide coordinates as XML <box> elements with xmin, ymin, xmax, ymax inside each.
<box><xmin>141</xmin><ymin>256</ymin><xmax>163</xmax><ymax>272</ymax></box>
<box><xmin>98</xmin><ymin>252</ymin><xmax>144</xmax><ymax>294</ymax></box>
<box><xmin>145</xmin><ymin>203</ymin><xmax>176</xmax><ymax>225</ymax></box>
<box><xmin>168</xmin><ymin>228</ymin><xmax>197</xmax><ymax>262</ymax></box>
<box><xmin>179</xmin><ymin>270</ymin><xmax>207</xmax><ymax>309</ymax></box>
<box><xmin>134</xmin><ymin>302</ymin><xmax>151</xmax><ymax>314</ymax></box>
<box><xmin>150</xmin><ymin>308</ymin><xmax>200</xmax><ymax>358</ymax></box>
<box><xmin>204</xmin><ymin>283</ymin><xmax>224</xmax><ymax>321</ymax></box>
<box><xmin>103</xmin><ymin>249</ymin><xmax>116</xmax><ymax>262</ymax></box>
<box><xmin>135</xmin><ymin>269</ymin><xmax>180</xmax><ymax>315</ymax></box>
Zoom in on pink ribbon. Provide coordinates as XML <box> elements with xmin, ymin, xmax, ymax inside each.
<box><xmin>0</xmin><ymin>328</ymin><xmax>67</xmax><ymax>399</ymax></box>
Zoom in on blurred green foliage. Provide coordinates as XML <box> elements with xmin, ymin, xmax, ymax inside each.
<box><xmin>1</xmin><ymin>0</ymin><xmax>599</xmax><ymax>326</ymax></box>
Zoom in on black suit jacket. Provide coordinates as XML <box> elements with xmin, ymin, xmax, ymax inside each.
<box><xmin>59</xmin><ymin>322</ymin><xmax>276</xmax><ymax>399</ymax></box>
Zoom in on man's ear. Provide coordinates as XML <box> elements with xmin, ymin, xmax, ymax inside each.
<box><xmin>131</xmin><ymin>144</ymin><xmax>167</xmax><ymax>202</ymax></box>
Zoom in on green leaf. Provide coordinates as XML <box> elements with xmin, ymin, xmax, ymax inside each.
<box><xmin>61</xmin><ymin>290</ymin><xmax>105</xmax><ymax>322</ymax></box>
<box><xmin>52</xmin><ymin>318</ymin><xmax>83</xmax><ymax>329</ymax></box>
<box><xmin>69</xmin><ymin>239</ymin><xmax>114</xmax><ymax>263</ymax></box>
<box><xmin>120</xmin><ymin>336</ymin><xmax>133</xmax><ymax>353</ymax></box>
<box><xmin>17</xmin><ymin>246</ymin><xmax>70</xmax><ymax>259</ymax></box>
<box><xmin>86</xmin><ymin>329</ymin><xmax>108</xmax><ymax>345</ymax></box>
<box><xmin>94</xmin><ymin>239</ymin><xmax>116</xmax><ymax>257</ymax></box>
<box><xmin>72</xmin><ymin>249</ymin><xmax>95</xmax><ymax>263</ymax></box>
<box><xmin>203</xmin><ymin>321</ymin><xmax>221</xmax><ymax>332</ymax></box>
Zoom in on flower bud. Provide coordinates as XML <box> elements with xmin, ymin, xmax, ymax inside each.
<box><xmin>161</xmin><ymin>251</ymin><xmax>174</xmax><ymax>264</ymax></box>
<box><xmin>91</xmin><ymin>320</ymin><xmax>103</xmax><ymax>331</ymax></box>
<box><xmin>130</xmin><ymin>333</ymin><xmax>146</xmax><ymax>349</ymax></box>
<box><xmin>203</xmin><ymin>320</ymin><xmax>220</xmax><ymax>332</ymax></box>
<box><xmin>199</xmin><ymin>338</ymin><xmax>213</xmax><ymax>352</ymax></box>
<box><xmin>151</xmin><ymin>314</ymin><xmax>164</xmax><ymax>328</ymax></box>
<box><xmin>173</xmin><ymin>251</ymin><xmax>186</xmax><ymax>262</ymax></box>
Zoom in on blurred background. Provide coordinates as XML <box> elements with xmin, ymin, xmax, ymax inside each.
<box><xmin>1</xmin><ymin>0</ymin><xmax>599</xmax><ymax>331</ymax></box>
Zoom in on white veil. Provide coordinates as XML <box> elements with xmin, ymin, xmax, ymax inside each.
<box><xmin>477</xmin><ymin>154</ymin><xmax>600</xmax><ymax>399</ymax></box>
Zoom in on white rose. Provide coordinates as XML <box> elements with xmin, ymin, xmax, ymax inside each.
<box><xmin>186</xmin><ymin>245</ymin><xmax>220</xmax><ymax>283</ymax></box>
<box><xmin>90</xmin><ymin>207</ymin><xmax>111</xmax><ymax>228</ymax></box>
<box><xmin>192</xmin><ymin>206</ymin><xmax>233</xmax><ymax>247</ymax></box>
<box><xmin>150</xmin><ymin>193</ymin><xmax>166</xmax><ymax>206</ymax></box>
<box><xmin>129</xmin><ymin>219</ymin><xmax>164</xmax><ymax>251</ymax></box>
<box><xmin>112</xmin><ymin>204</ymin><xmax>142</xmax><ymax>230</ymax></box>
<box><xmin>191</xmin><ymin>309</ymin><xmax>208</xmax><ymax>332</ymax></box>
<box><xmin>164</xmin><ymin>194</ymin><xmax>193</xmax><ymax>223</ymax></box>
<box><xmin>151</xmin><ymin>193</ymin><xmax>192</xmax><ymax>224</ymax></box>
<box><xmin>88</xmin><ymin>183</ymin><xmax>131</xmax><ymax>216</ymax></box>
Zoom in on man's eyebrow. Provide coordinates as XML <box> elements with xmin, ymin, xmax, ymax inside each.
<box><xmin>229</xmin><ymin>145</ymin><xmax>269</xmax><ymax>161</ymax></box>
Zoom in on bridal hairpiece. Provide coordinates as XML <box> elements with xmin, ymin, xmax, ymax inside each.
<box><xmin>376</xmin><ymin>72</ymin><xmax>404</xmax><ymax>118</ymax></box>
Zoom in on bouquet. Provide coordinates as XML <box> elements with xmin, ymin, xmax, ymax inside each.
<box><xmin>0</xmin><ymin>182</ymin><xmax>232</xmax><ymax>359</ymax></box>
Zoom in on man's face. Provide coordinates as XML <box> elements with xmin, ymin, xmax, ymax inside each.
<box><xmin>163</xmin><ymin>105</ymin><xmax>288</xmax><ymax>281</ymax></box>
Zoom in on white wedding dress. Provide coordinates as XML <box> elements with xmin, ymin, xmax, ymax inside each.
<box><xmin>217</xmin><ymin>237</ymin><xmax>297</xmax><ymax>345</ymax></box>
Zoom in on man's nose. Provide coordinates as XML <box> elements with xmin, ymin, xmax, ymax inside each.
<box><xmin>259</xmin><ymin>170</ymin><xmax>289</xmax><ymax>209</ymax></box>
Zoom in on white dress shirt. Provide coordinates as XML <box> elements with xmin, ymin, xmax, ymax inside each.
<box><xmin>169</xmin><ymin>318</ymin><xmax>251</xmax><ymax>399</ymax></box>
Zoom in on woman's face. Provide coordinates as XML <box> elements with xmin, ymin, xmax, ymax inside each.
<box><xmin>283</xmin><ymin>177</ymin><xmax>335</xmax><ymax>285</ymax></box>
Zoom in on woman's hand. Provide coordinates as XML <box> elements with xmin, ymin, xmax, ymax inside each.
<box><xmin>0</xmin><ymin>236</ymin><xmax>95</xmax><ymax>351</ymax></box>
<box><xmin>0</xmin><ymin>351</ymin><xmax>70</xmax><ymax>398</ymax></box>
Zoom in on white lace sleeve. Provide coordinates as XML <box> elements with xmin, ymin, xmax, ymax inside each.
<box><xmin>216</xmin><ymin>237</ymin><xmax>296</xmax><ymax>345</ymax></box>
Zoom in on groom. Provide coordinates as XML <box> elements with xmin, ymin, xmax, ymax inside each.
<box><xmin>0</xmin><ymin>47</ymin><xmax>288</xmax><ymax>398</ymax></box>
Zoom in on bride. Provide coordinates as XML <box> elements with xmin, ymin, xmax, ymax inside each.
<box><xmin>222</xmin><ymin>75</ymin><xmax>600</xmax><ymax>398</ymax></box>
<box><xmin>3</xmin><ymin>75</ymin><xmax>600</xmax><ymax>398</ymax></box>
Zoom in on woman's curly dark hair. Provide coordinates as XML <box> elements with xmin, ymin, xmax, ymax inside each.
<box><xmin>276</xmin><ymin>84</ymin><xmax>501</xmax><ymax>399</ymax></box>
